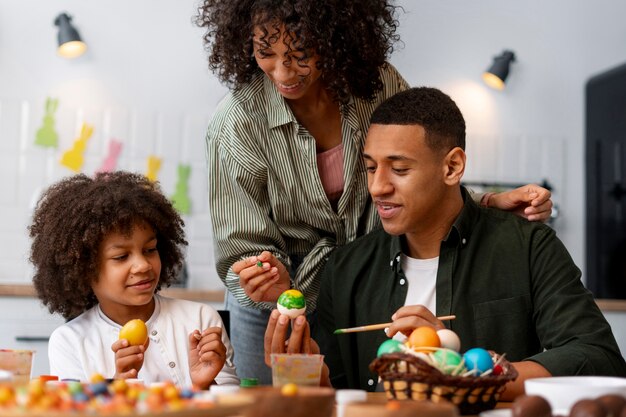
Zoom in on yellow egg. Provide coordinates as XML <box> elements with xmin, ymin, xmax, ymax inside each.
<box><xmin>407</xmin><ymin>326</ymin><xmax>441</xmax><ymax>351</ymax></box>
<box><xmin>281</xmin><ymin>383</ymin><xmax>298</xmax><ymax>396</ymax></box>
<box><xmin>119</xmin><ymin>319</ymin><xmax>148</xmax><ymax>346</ymax></box>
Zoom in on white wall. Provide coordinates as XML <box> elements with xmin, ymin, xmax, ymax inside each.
<box><xmin>1</xmin><ymin>1</ymin><xmax>625</xmax><ymax>349</ymax></box>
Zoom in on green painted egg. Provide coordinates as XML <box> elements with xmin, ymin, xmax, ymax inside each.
<box><xmin>376</xmin><ymin>339</ymin><xmax>404</xmax><ymax>357</ymax></box>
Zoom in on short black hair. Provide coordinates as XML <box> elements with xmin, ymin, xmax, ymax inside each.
<box><xmin>29</xmin><ymin>171</ymin><xmax>187</xmax><ymax>320</ymax></box>
<box><xmin>370</xmin><ymin>87</ymin><xmax>466</xmax><ymax>153</ymax></box>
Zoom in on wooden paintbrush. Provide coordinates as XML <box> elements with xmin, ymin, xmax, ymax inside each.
<box><xmin>333</xmin><ymin>315</ymin><xmax>456</xmax><ymax>334</ymax></box>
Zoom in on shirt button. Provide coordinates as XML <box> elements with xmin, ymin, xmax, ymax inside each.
<box><xmin>169</xmin><ymin>362</ymin><xmax>176</xmax><ymax>368</ymax></box>
<box><xmin>462</xmin><ymin>238</ymin><xmax>467</xmax><ymax>245</ymax></box>
<box><xmin>151</xmin><ymin>330</ymin><xmax>157</xmax><ymax>336</ymax></box>
<box><xmin>399</xmin><ymin>278</ymin><xmax>406</xmax><ymax>285</ymax></box>
<box><xmin>367</xmin><ymin>379</ymin><xmax>374</xmax><ymax>386</ymax></box>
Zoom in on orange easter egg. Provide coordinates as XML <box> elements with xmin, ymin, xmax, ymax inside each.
<box><xmin>407</xmin><ymin>326</ymin><xmax>441</xmax><ymax>351</ymax></box>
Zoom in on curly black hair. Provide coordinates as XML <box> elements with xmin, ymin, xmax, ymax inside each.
<box><xmin>370</xmin><ymin>87</ymin><xmax>466</xmax><ymax>153</ymax></box>
<box><xmin>29</xmin><ymin>171</ymin><xmax>188</xmax><ymax>320</ymax></box>
<box><xmin>195</xmin><ymin>0</ymin><xmax>401</xmax><ymax>103</ymax></box>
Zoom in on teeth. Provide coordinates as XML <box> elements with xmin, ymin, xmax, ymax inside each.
<box><xmin>278</xmin><ymin>82</ymin><xmax>300</xmax><ymax>89</ymax></box>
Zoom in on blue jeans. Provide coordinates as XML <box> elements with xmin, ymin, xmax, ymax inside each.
<box><xmin>224</xmin><ymin>292</ymin><xmax>273</xmax><ymax>384</ymax></box>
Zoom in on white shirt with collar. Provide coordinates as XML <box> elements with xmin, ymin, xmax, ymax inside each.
<box><xmin>48</xmin><ymin>294</ymin><xmax>239</xmax><ymax>387</ymax></box>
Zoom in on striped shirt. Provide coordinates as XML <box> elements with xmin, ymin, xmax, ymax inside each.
<box><xmin>206</xmin><ymin>63</ymin><xmax>409</xmax><ymax>312</ymax></box>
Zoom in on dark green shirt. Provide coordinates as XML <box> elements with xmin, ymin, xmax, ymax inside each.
<box><xmin>315</xmin><ymin>188</ymin><xmax>626</xmax><ymax>390</ymax></box>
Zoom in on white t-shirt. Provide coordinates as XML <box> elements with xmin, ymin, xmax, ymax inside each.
<box><xmin>48</xmin><ymin>294</ymin><xmax>239</xmax><ymax>387</ymax></box>
<box><xmin>401</xmin><ymin>254</ymin><xmax>439</xmax><ymax>313</ymax></box>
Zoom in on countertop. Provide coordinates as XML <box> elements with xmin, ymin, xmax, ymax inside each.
<box><xmin>1</xmin><ymin>284</ymin><xmax>626</xmax><ymax>311</ymax></box>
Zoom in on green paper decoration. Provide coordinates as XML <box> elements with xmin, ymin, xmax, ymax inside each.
<box><xmin>35</xmin><ymin>97</ymin><xmax>59</xmax><ymax>148</ymax></box>
<box><xmin>171</xmin><ymin>164</ymin><xmax>191</xmax><ymax>214</ymax></box>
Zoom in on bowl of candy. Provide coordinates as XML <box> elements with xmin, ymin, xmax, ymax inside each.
<box><xmin>370</xmin><ymin>327</ymin><xmax>517</xmax><ymax>415</ymax></box>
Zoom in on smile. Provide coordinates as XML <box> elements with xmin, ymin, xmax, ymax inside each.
<box><xmin>128</xmin><ymin>279</ymin><xmax>155</xmax><ymax>289</ymax></box>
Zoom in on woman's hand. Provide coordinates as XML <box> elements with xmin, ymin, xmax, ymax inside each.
<box><xmin>111</xmin><ymin>338</ymin><xmax>148</xmax><ymax>379</ymax></box>
<box><xmin>232</xmin><ymin>251</ymin><xmax>291</xmax><ymax>302</ymax></box>
<box><xmin>486</xmin><ymin>184</ymin><xmax>553</xmax><ymax>222</ymax></box>
<box><xmin>386</xmin><ymin>305</ymin><xmax>444</xmax><ymax>339</ymax></box>
<box><xmin>263</xmin><ymin>310</ymin><xmax>331</xmax><ymax>387</ymax></box>
<box><xmin>188</xmin><ymin>327</ymin><xmax>227</xmax><ymax>389</ymax></box>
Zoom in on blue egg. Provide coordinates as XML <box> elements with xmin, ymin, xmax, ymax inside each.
<box><xmin>462</xmin><ymin>348</ymin><xmax>494</xmax><ymax>374</ymax></box>
<box><xmin>376</xmin><ymin>339</ymin><xmax>404</xmax><ymax>357</ymax></box>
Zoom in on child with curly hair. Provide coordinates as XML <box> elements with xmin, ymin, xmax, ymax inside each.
<box><xmin>29</xmin><ymin>171</ymin><xmax>238</xmax><ymax>388</ymax></box>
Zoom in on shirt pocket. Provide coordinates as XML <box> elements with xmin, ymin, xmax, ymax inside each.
<box><xmin>472</xmin><ymin>294</ymin><xmax>533</xmax><ymax>354</ymax></box>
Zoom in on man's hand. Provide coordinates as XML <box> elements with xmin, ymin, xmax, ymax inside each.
<box><xmin>188</xmin><ymin>328</ymin><xmax>227</xmax><ymax>389</ymax></box>
<box><xmin>386</xmin><ymin>305</ymin><xmax>445</xmax><ymax>339</ymax></box>
<box><xmin>263</xmin><ymin>310</ymin><xmax>331</xmax><ymax>386</ymax></box>
<box><xmin>487</xmin><ymin>184</ymin><xmax>553</xmax><ymax>222</ymax></box>
<box><xmin>112</xmin><ymin>338</ymin><xmax>148</xmax><ymax>379</ymax></box>
<box><xmin>232</xmin><ymin>251</ymin><xmax>291</xmax><ymax>302</ymax></box>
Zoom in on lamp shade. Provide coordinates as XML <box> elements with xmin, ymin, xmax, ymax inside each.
<box><xmin>482</xmin><ymin>50</ymin><xmax>516</xmax><ymax>90</ymax></box>
<box><xmin>54</xmin><ymin>12</ymin><xmax>87</xmax><ymax>59</ymax></box>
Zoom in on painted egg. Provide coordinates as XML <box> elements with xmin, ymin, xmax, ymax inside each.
<box><xmin>376</xmin><ymin>339</ymin><xmax>404</xmax><ymax>357</ymax></box>
<box><xmin>462</xmin><ymin>348</ymin><xmax>494</xmax><ymax>374</ymax></box>
<box><xmin>433</xmin><ymin>349</ymin><xmax>464</xmax><ymax>375</ymax></box>
<box><xmin>436</xmin><ymin>329</ymin><xmax>461</xmax><ymax>352</ymax></box>
<box><xmin>407</xmin><ymin>326</ymin><xmax>441</xmax><ymax>351</ymax></box>
<box><xmin>119</xmin><ymin>319</ymin><xmax>148</xmax><ymax>346</ymax></box>
<box><xmin>276</xmin><ymin>289</ymin><xmax>306</xmax><ymax>319</ymax></box>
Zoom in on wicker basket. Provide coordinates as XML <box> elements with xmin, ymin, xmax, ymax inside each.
<box><xmin>369</xmin><ymin>351</ymin><xmax>518</xmax><ymax>415</ymax></box>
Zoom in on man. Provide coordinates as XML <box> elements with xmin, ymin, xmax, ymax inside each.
<box><xmin>265</xmin><ymin>87</ymin><xmax>626</xmax><ymax>398</ymax></box>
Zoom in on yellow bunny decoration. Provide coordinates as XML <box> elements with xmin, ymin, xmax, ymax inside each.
<box><xmin>146</xmin><ymin>155</ymin><xmax>162</xmax><ymax>182</ymax></box>
<box><xmin>60</xmin><ymin>123</ymin><xmax>94</xmax><ymax>172</ymax></box>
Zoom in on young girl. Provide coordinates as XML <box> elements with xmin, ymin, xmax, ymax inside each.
<box><xmin>29</xmin><ymin>171</ymin><xmax>238</xmax><ymax>388</ymax></box>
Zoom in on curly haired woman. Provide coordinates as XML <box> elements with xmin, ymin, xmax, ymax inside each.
<box><xmin>29</xmin><ymin>172</ymin><xmax>238</xmax><ymax>387</ymax></box>
<box><xmin>196</xmin><ymin>0</ymin><xmax>553</xmax><ymax>383</ymax></box>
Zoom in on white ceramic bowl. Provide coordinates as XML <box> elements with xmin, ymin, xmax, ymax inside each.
<box><xmin>525</xmin><ymin>376</ymin><xmax>626</xmax><ymax>413</ymax></box>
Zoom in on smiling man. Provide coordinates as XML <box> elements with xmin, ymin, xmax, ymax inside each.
<box><xmin>265</xmin><ymin>87</ymin><xmax>626</xmax><ymax>398</ymax></box>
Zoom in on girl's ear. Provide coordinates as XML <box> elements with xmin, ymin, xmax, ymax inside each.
<box><xmin>443</xmin><ymin>147</ymin><xmax>466</xmax><ymax>186</ymax></box>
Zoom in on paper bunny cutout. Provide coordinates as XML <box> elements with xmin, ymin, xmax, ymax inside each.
<box><xmin>146</xmin><ymin>155</ymin><xmax>162</xmax><ymax>182</ymax></box>
<box><xmin>60</xmin><ymin>123</ymin><xmax>94</xmax><ymax>172</ymax></box>
<box><xmin>97</xmin><ymin>139</ymin><xmax>123</xmax><ymax>173</ymax></box>
<box><xmin>171</xmin><ymin>164</ymin><xmax>192</xmax><ymax>214</ymax></box>
<box><xmin>35</xmin><ymin>98</ymin><xmax>59</xmax><ymax>148</ymax></box>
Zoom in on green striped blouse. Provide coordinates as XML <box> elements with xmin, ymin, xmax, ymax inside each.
<box><xmin>206</xmin><ymin>63</ymin><xmax>409</xmax><ymax>312</ymax></box>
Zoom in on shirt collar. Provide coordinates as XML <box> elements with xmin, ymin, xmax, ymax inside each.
<box><xmin>388</xmin><ymin>186</ymin><xmax>478</xmax><ymax>271</ymax></box>
<box><xmin>263</xmin><ymin>75</ymin><xmax>298</xmax><ymax>129</ymax></box>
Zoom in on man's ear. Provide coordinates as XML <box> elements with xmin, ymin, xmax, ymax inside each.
<box><xmin>443</xmin><ymin>147</ymin><xmax>466</xmax><ymax>185</ymax></box>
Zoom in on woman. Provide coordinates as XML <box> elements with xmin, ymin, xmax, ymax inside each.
<box><xmin>196</xmin><ymin>0</ymin><xmax>551</xmax><ymax>383</ymax></box>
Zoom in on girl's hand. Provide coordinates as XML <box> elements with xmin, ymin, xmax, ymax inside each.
<box><xmin>232</xmin><ymin>251</ymin><xmax>291</xmax><ymax>302</ymax></box>
<box><xmin>188</xmin><ymin>328</ymin><xmax>227</xmax><ymax>389</ymax></box>
<box><xmin>111</xmin><ymin>338</ymin><xmax>148</xmax><ymax>379</ymax></box>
